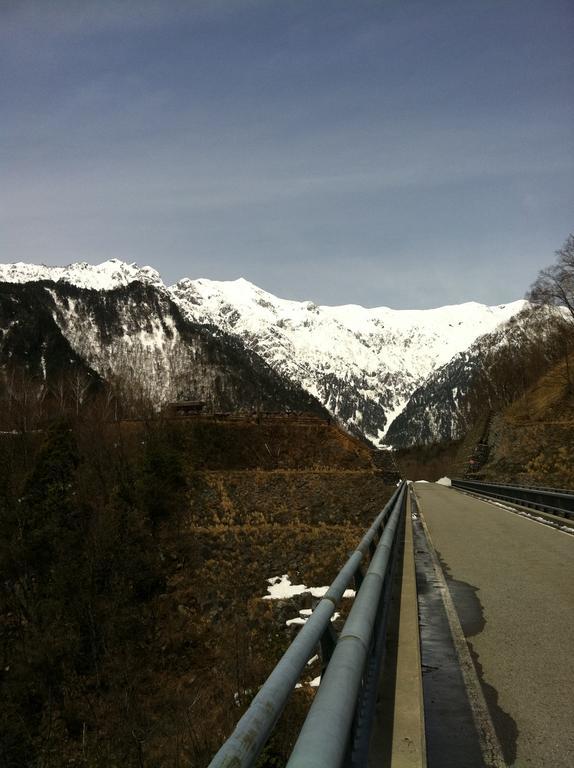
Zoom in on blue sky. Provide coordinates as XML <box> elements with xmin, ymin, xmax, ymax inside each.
<box><xmin>1</xmin><ymin>0</ymin><xmax>573</xmax><ymax>308</ymax></box>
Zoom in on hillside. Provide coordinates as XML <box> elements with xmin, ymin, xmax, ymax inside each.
<box><xmin>0</xmin><ymin>413</ymin><xmax>395</xmax><ymax>767</ymax></box>
<box><xmin>397</xmin><ymin>349</ymin><xmax>574</xmax><ymax>487</ymax></box>
<box><xmin>478</xmin><ymin>352</ymin><xmax>574</xmax><ymax>487</ymax></box>
<box><xmin>0</xmin><ymin>280</ymin><xmax>327</xmax><ymax>423</ymax></box>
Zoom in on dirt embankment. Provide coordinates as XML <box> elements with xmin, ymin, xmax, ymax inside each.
<box><xmin>156</xmin><ymin>417</ymin><xmax>395</xmax><ymax>765</ymax></box>
<box><xmin>398</xmin><ymin>353</ymin><xmax>574</xmax><ymax>487</ymax></box>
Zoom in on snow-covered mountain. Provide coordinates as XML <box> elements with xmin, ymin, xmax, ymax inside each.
<box><xmin>0</xmin><ymin>259</ymin><xmax>528</xmax><ymax>444</ymax></box>
<box><xmin>170</xmin><ymin>277</ymin><xmax>526</xmax><ymax>445</ymax></box>
<box><xmin>0</xmin><ymin>265</ymin><xmax>327</xmax><ymax>419</ymax></box>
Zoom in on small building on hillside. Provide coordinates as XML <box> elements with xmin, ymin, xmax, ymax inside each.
<box><xmin>166</xmin><ymin>400</ymin><xmax>206</xmax><ymax>416</ymax></box>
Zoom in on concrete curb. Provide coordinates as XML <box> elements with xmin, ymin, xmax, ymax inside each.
<box><xmin>391</xmin><ymin>493</ymin><xmax>427</xmax><ymax>767</ymax></box>
<box><xmin>370</xmin><ymin>491</ymin><xmax>427</xmax><ymax>767</ymax></box>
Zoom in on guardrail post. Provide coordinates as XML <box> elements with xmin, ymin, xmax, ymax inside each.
<box><xmin>320</xmin><ymin>620</ymin><xmax>338</xmax><ymax>673</ymax></box>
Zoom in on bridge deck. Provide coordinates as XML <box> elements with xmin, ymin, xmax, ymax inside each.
<box><xmin>414</xmin><ymin>483</ymin><xmax>574</xmax><ymax>768</ymax></box>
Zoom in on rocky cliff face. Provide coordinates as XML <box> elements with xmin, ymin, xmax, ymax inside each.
<box><xmin>0</xmin><ymin>278</ymin><xmax>327</xmax><ymax>417</ymax></box>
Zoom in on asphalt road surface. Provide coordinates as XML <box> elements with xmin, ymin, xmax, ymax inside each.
<box><xmin>414</xmin><ymin>482</ymin><xmax>574</xmax><ymax>768</ymax></box>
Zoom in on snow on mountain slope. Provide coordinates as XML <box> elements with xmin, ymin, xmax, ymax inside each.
<box><xmin>0</xmin><ymin>259</ymin><xmax>163</xmax><ymax>291</ymax></box>
<box><xmin>0</xmin><ymin>259</ymin><xmax>528</xmax><ymax>445</ymax></box>
<box><xmin>170</xmin><ymin>277</ymin><xmax>526</xmax><ymax>445</ymax></box>
<box><xmin>0</xmin><ymin>271</ymin><xmax>327</xmax><ymax>418</ymax></box>
<box><xmin>385</xmin><ymin>304</ymin><xmax>565</xmax><ymax>447</ymax></box>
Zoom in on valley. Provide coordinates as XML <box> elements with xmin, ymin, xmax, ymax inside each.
<box><xmin>1</xmin><ymin>250</ymin><xmax>572</xmax><ymax>767</ymax></box>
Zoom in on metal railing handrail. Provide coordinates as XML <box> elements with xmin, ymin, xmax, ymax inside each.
<box><xmin>458</xmin><ymin>478</ymin><xmax>574</xmax><ymax>498</ymax></box>
<box><xmin>452</xmin><ymin>478</ymin><xmax>574</xmax><ymax>519</ymax></box>
<box><xmin>208</xmin><ymin>482</ymin><xmax>406</xmax><ymax>768</ymax></box>
<box><xmin>286</xmin><ymin>482</ymin><xmax>406</xmax><ymax>768</ymax></box>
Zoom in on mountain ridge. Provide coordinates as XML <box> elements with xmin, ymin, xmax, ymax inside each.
<box><xmin>0</xmin><ymin>258</ymin><xmax>528</xmax><ymax>444</ymax></box>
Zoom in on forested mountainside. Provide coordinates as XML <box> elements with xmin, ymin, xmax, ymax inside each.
<box><xmin>477</xmin><ymin>349</ymin><xmax>574</xmax><ymax>488</ymax></box>
<box><xmin>0</xmin><ymin>282</ymin><xmax>100</xmax><ymax>382</ymax></box>
<box><xmin>395</xmin><ymin>324</ymin><xmax>574</xmax><ymax>487</ymax></box>
<box><xmin>385</xmin><ymin>305</ymin><xmax>568</xmax><ymax>448</ymax></box>
<box><xmin>0</xmin><ymin>259</ymin><xmax>527</xmax><ymax>444</ymax></box>
<box><xmin>0</xmin><ymin>279</ymin><xmax>327</xmax><ymax>420</ymax></box>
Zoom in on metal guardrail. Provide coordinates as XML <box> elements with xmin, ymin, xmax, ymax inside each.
<box><xmin>452</xmin><ymin>479</ymin><xmax>574</xmax><ymax>519</ymax></box>
<box><xmin>208</xmin><ymin>481</ymin><xmax>407</xmax><ymax>768</ymax></box>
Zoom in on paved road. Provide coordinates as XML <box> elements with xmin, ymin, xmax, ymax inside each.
<box><xmin>414</xmin><ymin>483</ymin><xmax>574</xmax><ymax>768</ymax></box>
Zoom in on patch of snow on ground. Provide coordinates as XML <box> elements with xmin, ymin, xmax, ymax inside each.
<box><xmin>436</xmin><ymin>477</ymin><xmax>452</xmax><ymax>486</ymax></box>
<box><xmin>488</xmin><ymin>500</ymin><xmax>518</xmax><ymax>512</ymax></box>
<box><xmin>263</xmin><ymin>575</ymin><xmax>308</xmax><ymax>599</ymax></box>
<box><xmin>263</xmin><ymin>574</ymin><xmax>355</xmax><ymax>600</ymax></box>
<box><xmin>468</xmin><ymin>495</ymin><xmax>574</xmax><ymax>535</ymax></box>
<box><xmin>516</xmin><ymin>511</ymin><xmax>574</xmax><ymax>534</ymax></box>
<box><xmin>492</xmin><ymin>504</ymin><xmax>574</xmax><ymax>534</ymax></box>
<box><xmin>415</xmin><ymin>480</ymin><xmax>430</xmax><ymax>484</ymax></box>
<box><xmin>286</xmin><ymin>610</ymin><xmax>340</xmax><ymax>628</ymax></box>
<box><xmin>295</xmin><ymin>676</ymin><xmax>321</xmax><ymax>689</ymax></box>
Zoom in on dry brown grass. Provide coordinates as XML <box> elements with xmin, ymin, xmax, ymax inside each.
<box><xmin>506</xmin><ymin>353</ymin><xmax>574</xmax><ymax>424</ymax></box>
<box><xmin>480</xmin><ymin>354</ymin><xmax>574</xmax><ymax>487</ymax></box>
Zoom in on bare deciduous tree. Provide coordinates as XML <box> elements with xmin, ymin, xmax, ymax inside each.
<box><xmin>527</xmin><ymin>234</ymin><xmax>574</xmax><ymax>322</ymax></box>
<box><xmin>527</xmin><ymin>234</ymin><xmax>574</xmax><ymax>391</ymax></box>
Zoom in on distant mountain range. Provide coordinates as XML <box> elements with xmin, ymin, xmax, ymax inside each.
<box><xmin>0</xmin><ymin>259</ymin><xmax>529</xmax><ymax>445</ymax></box>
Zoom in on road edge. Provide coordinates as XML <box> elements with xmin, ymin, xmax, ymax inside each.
<box><xmin>411</xmin><ymin>487</ymin><xmax>506</xmax><ymax>768</ymax></box>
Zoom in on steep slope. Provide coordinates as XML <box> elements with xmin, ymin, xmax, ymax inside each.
<box><xmin>0</xmin><ymin>278</ymin><xmax>327</xmax><ymax>418</ymax></box>
<box><xmin>386</xmin><ymin>305</ymin><xmax>566</xmax><ymax>448</ymax></box>
<box><xmin>478</xmin><ymin>350</ymin><xmax>574</xmax><ymax>487</ymax></box>
<box><xmin>0</xmin><ymin>281</ymin><xmax>99</xmax><ymax>382</ymax></box>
